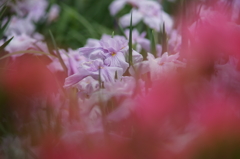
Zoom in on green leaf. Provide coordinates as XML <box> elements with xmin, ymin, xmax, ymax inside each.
<box><xmin>98</xmin><ymin>67</ymin><xmax>102</xmax><ymax>89</ymax></box>
<box><xmin>0</xmin><ymin>17</ymin><xmax>10</xmax><ymax>38</ymax></box>
<box><xmin>118</xmin><ymin>22</ymin><xmax>127</xmax><ymax>39</ymax></box>
<box><xmin>93</xmin><ymin>22</ymin><xmax>112</xmax><ymax>35</ymax></box>
<box><xmin>0</xmin><ymin>0</ymin><xmax>9</xmax><ymax>8</ymax></box>
<box><xmin>49</xmin><ymin>30</ymin><xmax>68</xmax><ymax>74</ymax></box>
<box><xmin>128</xmin><ymin>12</ymin><xmax>133</xmax><ymax>66</ymax></box>
<box><xmin>0</xmin><ymin>6</ymin><xmax>7</xmax><ymax>20</ymax></box>
<box><xmin>62</xmin><ymin>3</ymin><xmax>97</xmax><ymax>37</ymax></box>
<box><xmin>150</xmin><ymin>29</ymin><xmax>157</xmax><ymax>57</ymax></box>
<box><xmin>161</xmin><ymin>22</ymin><xmax>168</xmax><ymax>55</ymax></box>
<box><xmin>111</xmin><ymin>31</ymin><xmax>114</xmax><ymax>38</ymax></box>
<box><xmin>0</xmin><ymin>124</ymin><xmax>8</xmax><ymax>135</ymax></box>
<box><xmin>114</xmin><ymin>71</ymin><xmax>118</xmax><ymax>80</ymax></box>
<box><xmin>0</xmin><ymin>36</ymin><xmax>13</xmax><ymax>52</ymax></box>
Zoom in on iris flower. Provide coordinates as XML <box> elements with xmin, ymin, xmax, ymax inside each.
<box><xmin>79</xmin><ymin>35</ymin><xmax>129</xmax><ymax>72</ymax></box>
<box><xmin>110</xmin><ymin>0</ymin><xmax>173</xmax><ymax>32</ymax></box>
<box><xmin>130</xmin><ymin>52</ymin><xmax>185</xmax><ymax>80</ymax></box>
<box><xmin>48</xmin><ymin>49</ymin><xmax>87</xmax><ymax>76</ymax></box>
<box><xmin>64</xmin><ymin>59</ymin><xmax>123</xmax><ymax>88</ymax></box>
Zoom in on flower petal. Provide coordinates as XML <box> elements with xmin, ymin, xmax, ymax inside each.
<box><xmin>109</xmin><ymin>0</ymin><xmax>127</xmax><ymax>16</ymax></box>
<box><xmin>101</xmin><ymin>67</ymin><xmax>123</xmax><ymax>82</ymax></box>
<box><xmin>104</xmin><ymin>52</ymin><xmax>129</xmax><ymax>73</ymax></box>
<box><xmin>132</xmin><ymin>50</ymin><xmax>143</xmax><ymax>64</ymax></box>
<box><xmin>119</xmin><ymin>9</ymin><xmax>143</xmax><ymax>28</ymax></box>
<box><xmin>64</xmin><ymin>73</ymin><xmax>88</xmax><ymax>88</ymax></box>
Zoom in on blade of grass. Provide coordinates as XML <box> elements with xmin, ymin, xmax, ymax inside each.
<box><xmin>69</xmin><ymin>30</ymin><xmax>87</xmax><ymax>45</ymax></box>
<box><xmin>111</xmin><ymin>31</ymin><xmax>114</xmax><ymax>38</ymax></box>
<box><xmin>0</xmin><ymin>6</ymin><xmax>7</xmax><ymax>20</ymax></box>
<box><xmin>62</xmin><ymin>4</ymin><xmax>97</xmax><ymax>37</ymax></box>
<box><xmin>0</xmin><ymin>17</ymin><xmax>10</xmax><ymax>38</ymax></box>
<box><xmin>0</xmin><ymin>36</ymin><xmax>13</xmax><ymax>52</ymax></box>
<box><xmin>98</xmin><ymin>67</ymin><xmax>102</xmax><ymax>89</ymax></box>
<box><xmin>0</xmin><ymin>0</ymin><xmax>9</xmax><ymax>8</ymax></box>
<box><xmin>93</xmin><ymin>22</ymin><xmax>112</xmax><ymax>35</ymax></box>
<box><xmin>117</xmin><ymin>22</ymin><xmax>127</xmax><ymax>39</ymax></box>
<box><xmin>161</xmin><ymin>22</ymin><xmax>168</xmax><ymax>55</ymax></box>
<box><xmin>128</xmin><ymin>12</ymin><xmax>133</xmax><ymax>66</ymax></box>
<box><xmin>114</xmin><ymin>71</ymin><xmax>118</xmax><ymax>80</ymax></box>
<box><xmin>49</xmin><ymin>30</ymin><xmax>68</xmax><ymax>74</ymax></box>
<box><xmin>150</xmin><ymin>29</ymin><xmax>157</xmax><ymax>57</ymax></box>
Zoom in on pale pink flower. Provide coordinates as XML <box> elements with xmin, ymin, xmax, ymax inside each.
<box><xmin>118</xmin><ymin>1</ymin><xmax>173</xmax><ymax>32</ymax></box>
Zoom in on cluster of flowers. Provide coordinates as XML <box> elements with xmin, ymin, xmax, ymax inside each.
<box><xmin>109</xmin><ymin>0</ymin><xmax>173</xmax><ymax>32</ymax></box>
<box><xmin>0</xmin><ymin>0</ymin><xmax>59</xmax><ymax>57</ymax></box>
<box><xmin>1</xmin><ymin>0</ymin><xmax>240</xmax><ymax>158</ymax></box>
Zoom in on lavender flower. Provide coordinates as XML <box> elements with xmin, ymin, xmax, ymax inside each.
<box><xmin>79</xmin><ymin>35</ymin><xmax>129</xmax><ymax>72</ymax></box>
<box><xmin>64</xmin><ymin>59</ymin><xmax>123</xmax><ymax>88</ymax></box>
<box><xmin>4</xmin><ymin>33</ymin><xmax>36</xmax><ymax>54</ymax></box>
<box><xmin>125</xmin><ymin>29</ymin><xmax>162</xmax><ymax>53</ymax></box>
<box><xmin>76</xmin><ymin>76</ymin><xmax>99</xmax><ymax>99</ymax></box>
<box><xmin>168</xmin><ymin>30</ymin><xmax>182</xmax><ymax>53</ymax></box>
<box><xmin>130</xmin><ymin>52</ymin><xmax>185</xmax><ymax>80</ymax></box>
<box><xmin>48</xmin><ymin>49</ymin><xmax>87</xmax><ymax>76</ymax></box>
<box><xmin>1</xmin><ymin>33</ymin><xmax>49</xmax><ymax>60</ymax></box>
<box><xmin>110</xmin><ymin>0</ymin><xmax>173</xmax><ymax>32</ymax></box>
<box><xmin>9</xmin><ymin>0</ymin><xmax>48</xmax><ymax>22</ymax></box>
<box><xmin>109</xmin><ymin>0</ymin><xmax>143</xmax><ymax>16</ymax></box>
<box><xmin>4</xmin><ymin>16</ymin><xmax>35</xmax><ymax>36</ymax></box>
<box><xmin>47</xmin><ymin>4</ymin><xmax>60</xmax><ymax>22</ymax></box>
<box><xmin>148</xmin><ymin>52</ymin><xmax>185</xmax><ymax>80</ymax></box>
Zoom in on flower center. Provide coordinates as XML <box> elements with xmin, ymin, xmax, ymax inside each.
<box><xmin>111</xmin><ymin>52</ymin><xmax>116</xmax><ymax>56</ymax></box>
<box><xmin>159</xmin><ymin>62</ymin><xmax>164</xmax><ymax>66</ymax></box>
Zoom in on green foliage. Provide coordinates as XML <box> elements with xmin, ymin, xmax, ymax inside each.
<box><xmin>150</xmin><ymin>29</ymin><xmax>157</xmax><ymax>57</ymax></box>
<box><xmin>128</xmin><ymin>12</ymin><xmax>133</xmax><ymax>66</ymax></box>
<box><xmin>161</xmin><ymin>23</ymin><xmax>168</xmax><ymax>55</ymax></box>
<box><xmin>0</xmin><ymin>2</ymin><xmax>13</xmax><ymax>53</ymax></box>
<box><xmin>49</xmin><ymin>30</ymin><xmax>68</xmax><ymax>74</ymax></box>
<box><xmin>0</xmin><ymin>37</ymin><xmax>13</xmax><ymax>53</ymax></box>
<box><xmin>37</xmin><ymin>0</ymin><xmax>114</xmax><ymax>49</ymax></box>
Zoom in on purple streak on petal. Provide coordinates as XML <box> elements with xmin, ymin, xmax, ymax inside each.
<box><xmin>100</xmin><ymin>35</ymin><xmax>128</xmax><ymax>53</ymax></box>
<box><xmin>104</xmin><ymin>52</ymin><xmax>129</xmax><ymax>73</ymax></box>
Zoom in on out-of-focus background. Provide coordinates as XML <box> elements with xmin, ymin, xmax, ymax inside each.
<box><xmin>21</xmin><ymin>0</ymin><xmax>180</xmax><ymax>49</ymax></box>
